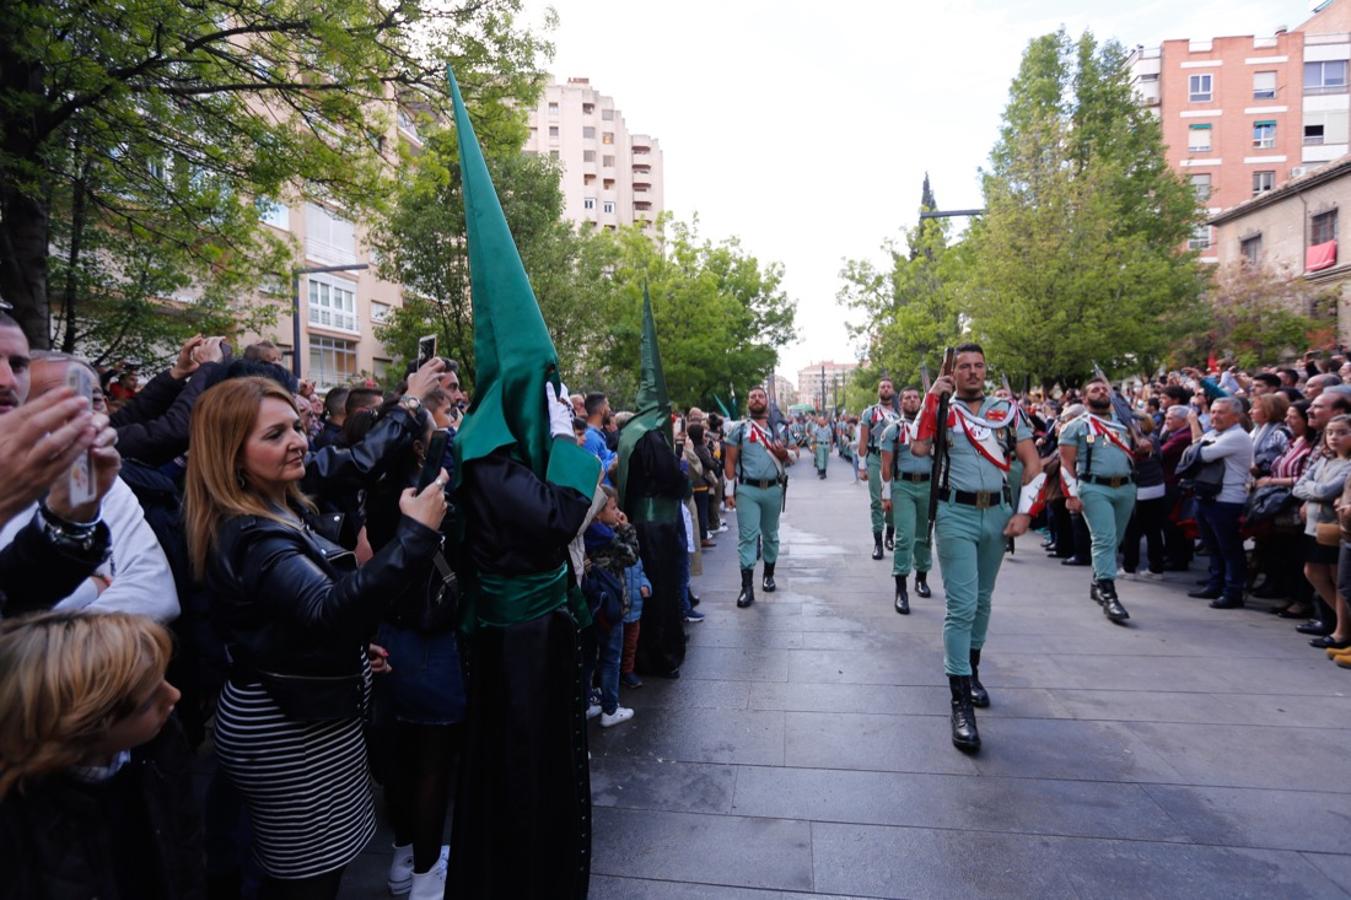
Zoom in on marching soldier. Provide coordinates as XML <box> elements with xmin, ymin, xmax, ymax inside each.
<box><xmin>724</xmin><ymin>387</ymin><xmax>793</xmax><ymax>608</ymax></box>
<box><xmin>812</xmin><ymin>415</ymin><xmax>833</xmax><ymax>479</ymax></box>
<box><xmin>878</xmin><ymin>387</ymin><xmax>933</xmax><ymax>613</ymax></box>
<box><xmin>857</xmin><ymin>377</ymin><xmax>900</xmax><ymax>559</ymax></box>
<box><xmin>1057</xmin><ymin>377</ymin><xmax>1134</xmax><ymax>623</ymax></box>
<box><xmin>913</xmin><ymin>344</ymin><xmax>1045</xmax><ymax>752</ymax></box>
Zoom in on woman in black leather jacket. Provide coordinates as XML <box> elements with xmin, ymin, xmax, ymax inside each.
<box><xmin>183</xmin><ymin>376</ymin><xmax>447</xmax><ymax>900</ymax></box>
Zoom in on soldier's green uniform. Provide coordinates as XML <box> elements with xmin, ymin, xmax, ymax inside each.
<box><xmin>726</xmin><ymin>419</ymin><xmax>787</xmax><ymax>571</ymax></box>
<box><xmin>924</xmin><ymin>396</ymin><xmax>1030</xmax><ymax>675</ymax></box>
<box><xmin>812</xmin><ymin>423</ymin><xmax>832</xmax><ymax>476</ymax></box>
<box><xmin>861</xmin><ymin>404</ymin><xmax>899</xmax><ymax>533</ymax></box>
<box><xmin>1060</xmin><ymin>412</ymin><xmax>1135</xmax><ymax>582</ymax></box>
<box><xmin>878</xmin><ymin>417</ymin><xmax>931</xmax><ymax>577</ymax></box>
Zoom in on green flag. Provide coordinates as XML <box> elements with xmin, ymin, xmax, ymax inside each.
<box><xmin>617</xmin><ymin>285</ymin><xmax>676</xmax><ymax>520</ymax></box>
<box><xmin>446</xmin><ymin>66</ymin><xmax>559</xmax><ymax>484</ymax></box>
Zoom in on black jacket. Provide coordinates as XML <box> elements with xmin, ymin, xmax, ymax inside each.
<box><xmin>0</xmin><ymin>718</ymin><xmax>204</xmax><ymax>900</ymax></box>
<box><xmin>206</xmin><ymin>508</ymin><xmax>440</xmax><ymax>686</ymax></box>
<box><xmin>113</xmin><ymin>363</ymin><xmax>222</xmax><ymax>467</ymax></box>
<box><xmin>0</xmin><ymin>513</ymin><xmax>111</xmax><ymax>617</ymax></box>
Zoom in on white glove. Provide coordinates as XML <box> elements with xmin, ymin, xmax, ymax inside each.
<box><xmin>856</xmin><ymin>453</ymin><xmax>868</xmax><ymax>473</ymax></box>
<box><xmin>547</xmin><ymin>381</ymin><xmax>574</xmax><ymax>441</ymax></box>
<box><xmin>880</xmin><ymin>478</ymin><xmax>892</xmax><ymax>501</ymax></box>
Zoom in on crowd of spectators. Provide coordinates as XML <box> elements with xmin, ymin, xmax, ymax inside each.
<box><xmin>0</xmin><ymin>311</ymin><xmax>742</xmax><ymax>900</ymax></box>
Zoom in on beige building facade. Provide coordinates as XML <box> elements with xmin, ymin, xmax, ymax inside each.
<box><xmin>797</xmin><ymin>361</ymin><xmax>859</xmax><ymax>408</ymax></box>
<box><xmin>522</xmin><ymin>77</ymin><xmax>664</xmax><ymax>232</ymax></box>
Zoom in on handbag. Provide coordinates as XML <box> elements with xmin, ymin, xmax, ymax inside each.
<box><xmin>1177</xmin><ymin>443</ymin><xmax>1225</xmax><ymax>500</ymax></box>
<box><xmin>1244</xmin><ymin>485</ymin><xmax>1297</xmax><ymax>525</ymax></box>
<box><xmin>1316</xmin><ymin>521</ymin><xmax>1342</xmax><ymax>547</ymax></box>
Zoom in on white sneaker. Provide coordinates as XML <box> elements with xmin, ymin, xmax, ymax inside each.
<box><xmin>586</xmin><ymin>702</ymin><xmax>601</xmax><ymax>720</ymax></box>
<box><xmin>716</xmin><ymin>524</ymin><xmax>729</xmax><ymax>534</ymax></box>
<box><xmin>600</xmin><ymin>706</ymin><xmax>634</xmax><ymax>727</ymax></box>
<box><xmin>387</xmin><ymin>843</ymin><xmax>414</xmax><ymax>895</ymax></box>
<box><xmin>408</xmin><ymin>853</ymin><xmax>448</xmax><ymax>900</ymax></box>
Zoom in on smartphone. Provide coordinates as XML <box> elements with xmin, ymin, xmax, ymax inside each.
<box><xmin>66</xmin><ymin>365</ymin><xmax>97</xmax><ymax>506</ymax></box>
<box><xmin>417</xmin><ymin>335</ymin><xmax>437</xmax><ymax>369</ymax></box>
<box><xmin>417</xmin><ymin>431</ymin><xmax>450</xmax><ymax>492</ymax></box>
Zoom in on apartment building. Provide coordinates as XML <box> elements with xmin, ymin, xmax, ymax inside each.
<box><xmin>522</xmin><ymin>77</ymin><xmax>664</xmax><ymax>231</ymax></box>
<box><xmin>797</xmin><ymin>360</ymin><xmax>859</xmax><ymax>408</ymax></box>
<box><xmin>1129</xmin><ymin>0</ymin><xmax>1351</xmax><ymax>259</ymax></box>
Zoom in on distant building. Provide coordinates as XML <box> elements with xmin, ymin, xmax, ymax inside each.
<box><xmin>797</xmin><ymin>361</ymin><xmax>859</xmax><ymax>409</ymax></box>
<box><xmin>522</xmin><ymin>77</ymin><xmax>664</xmax><ymax>233</ymax></box>
<box><xmin>765</xmin><ymin>374</ymin><xmax>797</xmax><ymax>408</ymax></box>
<box><xmin>1128</xmin><ymin>0</ymin><xmax>1351</xmax><ymax>259</ymax></box>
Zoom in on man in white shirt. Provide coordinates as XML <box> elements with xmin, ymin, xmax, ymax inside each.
<box><xmin>1185</xmin><ymin>397</ymin><xmax>1254</xmax><ymax>609</ymax></box>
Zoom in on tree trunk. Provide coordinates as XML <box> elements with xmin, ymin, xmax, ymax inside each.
<box><xmin>60</xmin><ymin>143</ymin><xmax>90</xmax><ymax>354</ymax></box>
<box><xmin>0</xmin><ymin>183</ymin><xmax>51</xmax><ymax>349</ymax></box>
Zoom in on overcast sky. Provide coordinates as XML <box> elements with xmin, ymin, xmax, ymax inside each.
<box><xmin>523</xmin><ymin>0</ymin><xmax>1323</xmax><ymax>376</ymax></box>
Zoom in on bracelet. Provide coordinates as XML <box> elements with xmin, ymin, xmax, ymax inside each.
<box><xmin>38</xmin><ymin>501</ymin><xmax>100</xmax><ymax>534</ymax></box>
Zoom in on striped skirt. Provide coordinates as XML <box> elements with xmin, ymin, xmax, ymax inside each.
<box><xmin>214</xmin><ymin>672</ymin><xmax>376</xmax><ymax>879</ymax></box>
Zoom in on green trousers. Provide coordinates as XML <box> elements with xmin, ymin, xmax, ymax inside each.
<box><xmin>891</xmin><ymin>478</ymin><xmax>932</xmax><ymax>576</ymax></box>
<box><xmin>736</xmin><ymin>482</ymin><xmax>783</xmax><ymax>570</ymax></box>
<box><xmin>814</xmin><ymin>444</ymin><xmax>829</xmax><ymax>473</ymax></box>
<box><xmin>866</xmin><ymin>454</ymin><xmax>894</xmax><ymax>533</ymax></box>
<box><xmin>935</xmin><ymin>498</ymin><xmax>1011</xmax><ymax>676</ymax></box>
<box><xmin>1079</xmin><ymin>481</ymin><xmax>1136</xmax><ymax>581</ymax></box>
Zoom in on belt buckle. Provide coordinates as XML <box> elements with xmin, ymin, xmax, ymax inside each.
<box><xmin>1110</xmin><ymin>477</ymin><xmax>1124</xmax><ymax>488</ymax></box>
<box><xmin>975</xmin><ymin>492</ymin><xmax>993</xmax><ymax>509</ymax></box>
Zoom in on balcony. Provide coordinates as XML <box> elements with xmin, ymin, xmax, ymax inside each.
<box><xmin>632</xmin><ymin>144</ymin><xmax>650</xmax><ymax>156</ymax></box>
<box><xmin>633</xmin><ymin>164</ymin><xmax>651</xmax><ymax>176</ymax></box>
<box><xmin>634</xmin><ymin>201</ymin><xmax>653</xmax><ymax>211</ymax></box>
<box><xmin>634</xmin><ymin>180</ymin><xmax>651</xmax><ymax>192</ymax></box>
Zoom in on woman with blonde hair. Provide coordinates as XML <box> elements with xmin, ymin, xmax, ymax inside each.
<box><xmin>184</xmin><ymin>376</ymin><xmax>447</xmax><ymax>900</ymax></box>
<box><xmin>0</xmin><ymin>610</ymin><xmax>199</xmax><ymax>898</ymax></box>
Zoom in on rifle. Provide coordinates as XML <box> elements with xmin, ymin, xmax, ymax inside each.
<box><xmin>1092</xmin><ymin>360</ymin><xmax>1143</xmax><ymax>444</ymax></box>
<box><xmin>768</xmin><ymin>400</ymin><xmax>790</xmax><ymax>511</ymax></box>
<box><xmin>926</xmin><ymin>347</ymin><xmax>957</xmax><ymax>543</ymax></box>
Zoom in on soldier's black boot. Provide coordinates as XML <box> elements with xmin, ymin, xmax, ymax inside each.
<box><xmin>915</xmin><ymin>571</ymin><xmax>932</xmax><ymax>598</ymax></box>
<box><xmin>736</xmin><ymin>568</ymin><xmax>756</xmax><ymax>609</ymax></box>
<box><xmin>1099</xmin><ymin>579</ymin><xmax>1130</xmax><ymax>623</ymax></box>
<box><xmin>884</xmin><ymin>526</ymin><xmax>895</xmax><ymax>552</ymax></box>
<box><xmin>948</xmin><ymin>675</ymin><xmax>981</xmax><ymax>752</ymax></box>
<box><xmin>1090</xmin><ymin>579</ymin><xmax>1106</xmax><ymax>607</ymax></box>
<box><xmin>969</xmin><ymin>649</ymin><xmax>990</xmax><ymax>708</ymax></box>
<box><xmin>871</xmin><ymin>531</ymin><xmax>884</xmax><ymax>560</ymax></box>
<box><xmin>762</xmin><ymin>562</ymin><xmax>777</xmax><ymax>593</ymax></box>
<box><xmin>894</xmin><ymin>575</ymin><xmax>909</xmax><ymax>615</ymax></box>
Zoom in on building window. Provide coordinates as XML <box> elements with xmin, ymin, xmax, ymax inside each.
<box><xmin>370</xmin><ymin>301</ymin><xmax>391</xmax><ymax>323</ymax></box>
<box><xmin>549</xmin><ymin>149</ymin><xmax>559</xmax><ymax>160</ymax></box>
<box><xmin>548</xmin><ymin>126</ymin><xmax>559</xmax><ymax>138</ymax></box>
<box><xmin>548</xmin><ymin>101</ymin><xmax>559</xmax><ymax>115</ymax></box>
<box><xmin>583</xmin><ymin>126</ymin><xmax>596</xmax><ymax>139</ymax></box>
<box><xmin>1188</xmin><ymin>73</ymin><xmax>1212</xmax><ymax>102</ymax></box>
<box><xmin>307</xmin><ymin>276</ymin><xmax>357</xmax><ymax>332</ymax></box>
<box><xmin>602</xmin><ymin>155</ymin><xmax>614</xmax><ymax>167</ymax></box>
<box><xmin>602</xmin><ymin>200</ymin><xmax>615</xmax><ymax>214</ymax></box>
<box><xmin>583</xmin><ymin>197</ymin><xmax>595</xmax><ymax>210</ymax></box>
<box><xmin>1305</xmin><ymin>60</ymin><xmax>1349</xmax><ymax>95</ymax></box>
<box><xmin>1252</xmin><ymin>121</ymin><xmax>1276</xmax><ymax>149</ymax></box>
<box><xmin>1138</xmin><ymin>73</ymin><xmax>1159</xmax><ymax>83</ymax></box>
<box><xmin>1312</xmin><ymin>209</ymin><xmax>1339</xmax><ymax>245</ymax></box>
<box><xmin>1305</xmin><ymin>124</ymin><xmax>1325</xmax><ymax>145</ymax></box>
<box><xmin>603</xmin><ymin>177</ymin><xmax>615</xmax><ymax>190</ymax></box>
<box><xmin>396</xmin><ymin>108</ymin><xmax>418</xmax><ymax>140</ymax></box>
<box><xmin>601</xmin><ymin>108</ymin><xmax>614</xmax><ymax>121</ymax></box>
<box><xmin>304</xmin><ymin>203</ymin><xmax>356</xmax><ymax>265</ymax></box>
<box><xmin>583</xmin><ymin>150</ymin><xmax>596</xmax><ymax>163</ymax></box>
<box><xmin>582</xmin><ymin>103</ymin><xmax>594</xmax><ymax>115</ymax></box>
<box><xmin>309</xmin><ymin>336</ymin><xmax>357</xmax><ymax>389</ymax></box>
<box><xmin>1240</xmin><ymin>235</ymin><xmax>1262</xmax><ymax>266</ymax></box>
<box><xmin>583</xmin><ymin>174</ymin><xmax>596</xmax><ymax>186</ymax></box>
<box><xmin>256</xmin><ymin>197</ymin><xmax>290</xmax><ymax>231</ymax></box>
<box><xmin>602</xmin><ymin>132</ymin><xmax>614</xmax><ymax>145</ymax></box>
<box><xmin>1190</xmin><ymin>173</ymin><xmax>1211</xmax><ymax>200</ymax></box>
<box><xmin>1252</xmin><ymin>71</ymin><xmax>1277</xmax><ymax>100</ymax></box>
<box><xmin>1188</xmin><ymin>223</ymin><xmax>1212</xmax><ymax>251</ymax></box>
<box><xmin>1187</xmin><ymin>124</ymin><xmax>1212</xmax><ymax>151</ymax></box>
<box><xmin>1252</xmin><ymin>170</ymin><xmax>1275</xmax><ymax>195</ymax></box>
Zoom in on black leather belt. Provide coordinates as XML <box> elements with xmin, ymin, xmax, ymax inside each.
<box><xmin>939</xmin><ymin>487</ymin><xmax>1010</xmax><ymax>509</ymax></box>
<box><xmin>899</xmin><ymin>472</ymin><xmax>931</xmax><ymax>483</ymax></box>
<box><xmin>1083</xmin><ymin>474</ymin><xmax>1134</xmax><ymax>488</ymax></box>
<box><xmin>738</xmin><ymin>478</ymin><xmax>779</xmax><ymax>489</ymax></box>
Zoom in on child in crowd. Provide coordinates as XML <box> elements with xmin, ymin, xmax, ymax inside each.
<box><xmin>621</xmin><ymin>554</ymin><xmax>653</xmax><ymax>688</ymax></box>
<box><xmin>583</xmin><ymin>486</ymin><xmax>640</xmax><ymax>727</ymax></box>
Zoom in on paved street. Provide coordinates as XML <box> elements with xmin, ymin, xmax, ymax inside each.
<box><xmin>340</xmin><ymin>451</ymin><xmax>1351</xmax><ymax>898</ymax></box>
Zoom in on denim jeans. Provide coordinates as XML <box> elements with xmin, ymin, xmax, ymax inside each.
<box><xmin>1197</xmin><ymin>499</ymin><xmax>1246</xmax><ymax>599</ymax></box>
<box><xmin>677</xmin><ymin>511</ymin><xmax>694</xmax><ymax>616</ymax></box>
<box><xmin>598</xmin><ymin>621</ymin><xmax>624</xmax><ymax>714</ymax></box>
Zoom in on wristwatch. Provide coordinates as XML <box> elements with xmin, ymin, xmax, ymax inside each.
<box><xmin>400</xmin><ymin>395</ymin><xmax>423</xmax><ymax>414</ymax></box>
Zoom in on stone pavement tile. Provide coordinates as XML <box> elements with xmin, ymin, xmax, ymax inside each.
<box><xmin>966</xmin><ymin>716</ymin><xmax>1181</xmax><ymax>783</ymax></box>
<box><xmin>590</xmin><ymin>875</ymin><xmax>835</xmax><ymax>899</ymax></box>
<box><xmin>1301</xmin><ymin>853</ymin><xmax>1351</xmax><ymax>895</ymax></box>
<box><xmin>591</xmin><ymin>706</ymin><xmax>786</xmax><ymax>766</ymax></box>
<box><xmin>1142</xmin><ymin>784</ymin><xmax>1351</xmax><ymax>854</ymax></box>
<box><xmin>784</xmin><ymin>711</ymin><xmax>979</xmax><ymax>776</ymax></box>
<box><xmin>749</xmin><ymin>681</ymin><xmax>1067</xmax><ymax>720</ymax></box>
<box><xmin>591</xmin><ymin>756</ymin><xmax>737</xmax><ymax>815</ymax></box>
<box><xmin>787</xmin><ymin>648</ymin><xmax>946</xmax><ymax>686</ymax></box>
<box><xmin>811</xmin><ymin>822</ymin><xmax>1344</xmax><ymax>900</ymax></box>
<box><xmin>731</xmin><ymin>765</ymin><xmax>1188</xmax><ymax>842</ymax></box>
<box><xmin>696</xmin><ymin>609</ymin><xmax>869</xmax><ymax>633</ymax></box>
<box><xmin>688</xmin><ymin>627</ymin><xmax>806</xmax><ymax>649</ymax></box>
<box><xmin>676</xmin><ymin>644</ymin><xmax>791</xmax><ymax>682</ymax></box>
<box><xmin>797</xmin><ymin>628</ymin><xmax>935</xmax><ymax>653</ymax></box>
<box><xmin>1119</xmin><ymin>722</ymin><xmax>1351</xmax><ymax>792</ymax></box>
<box><xmin>591</xmin><ymin>807</ymin><xmax>814</xmax><ymax>892</ymax></box>
<box><xmin>622</xmin><ymin>676</ymin><xmax>750</xmax><ymax>710</ymax></box>
<box><xmin>1050</xmin><ymin>687</ymin><xmax>1351</xmax><ymax>729</ymax></box>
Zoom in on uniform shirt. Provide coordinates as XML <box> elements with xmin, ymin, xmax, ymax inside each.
<box><xmin>861</xmin><ymin>404</ymin><xmax>900</xmax><ymax>451</ymax></box>
<box><xmin>1059</xmin><ymin>412</ymin><xmax>1133</xmax><ymax>479</ymax></box>
<box><xmin>812</xmin><ymin>424</ymin><xmax>833</xmax><ymax>444</ymax></box>
<box><xmin>726</xmin><ymin>419</ymin><xmax>787</xmax><ymax>482</ymax></box>
<box><xmin>878</xmin><ymin>417</ymin><xmax>929</xmax><ymax>475</ymax></box>
<box><xmin>924</xmin><ymin>396</ymin><xmax>1031</xmax><ymax>494</ymax></box>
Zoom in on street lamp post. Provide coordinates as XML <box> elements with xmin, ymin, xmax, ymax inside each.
<box><xmin>290</xmin><ymin>263</ymin><xmax>370</xmax><ymax>378</ymax></box>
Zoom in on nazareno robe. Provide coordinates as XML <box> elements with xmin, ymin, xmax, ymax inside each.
<box><xmin>449</xmin><ymin>446</ymin><xmax>594</xmax><ymax>900</ymax></box>
<box><xmin>625</xmin><ymin>429</ymin><xmax>689</xmax><ymax>678</ymax></box>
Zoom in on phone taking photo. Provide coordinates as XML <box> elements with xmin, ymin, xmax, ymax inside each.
<box><xmin>66</xmin><ymin>365</ymin><xmax>96</xmax><ymax>506</ymax></box>
<box><xmin>417</xmin><ymin>335</ymin><xmax>437</xmax><ymax>369</ymax></box>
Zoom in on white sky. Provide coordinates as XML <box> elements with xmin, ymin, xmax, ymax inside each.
<box><xmin>524</xmin><ymin>0</ymin><xmax>1323</xmax><ymax>375</ymax></box>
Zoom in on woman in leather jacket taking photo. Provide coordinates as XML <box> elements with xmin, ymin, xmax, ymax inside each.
<box><xmin>184</xmin><ymin>376</ymin><xmax>447</xmax><ymax>900</ymax></box>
